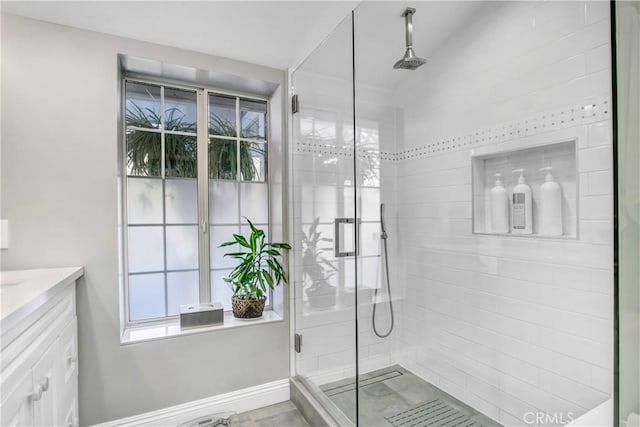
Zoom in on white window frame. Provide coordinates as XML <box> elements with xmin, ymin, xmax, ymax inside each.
<box><xmin>121</xmin><ymin>76</ymin><xmax>271</xmax><ymax>327</ymax></box>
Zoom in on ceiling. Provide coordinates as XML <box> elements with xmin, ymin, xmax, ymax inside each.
<box><xmin>2</xmin><ymin>1</ymin><xmax>487</xmax><ymax>88</ymax></box>
<box><xmin>1</xmin><ymin>1</ymin><xmax>358</xmax><ymax>70</ymax></box>
<box><xmin>299</xmin><ymin>1</ymin><xmax>487</xmax><ymax>90</ymax></box>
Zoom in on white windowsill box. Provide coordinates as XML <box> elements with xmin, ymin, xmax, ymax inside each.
<box><xmin>121</xmin><ymin>310</ymin><xmax>283</xmax><ymax>345</ymax></box>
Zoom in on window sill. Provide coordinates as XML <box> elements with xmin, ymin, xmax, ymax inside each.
<box><xmin>120</xmin><ymin>310</ymin><xmax>283</xmax><ymax>345</ymax></box>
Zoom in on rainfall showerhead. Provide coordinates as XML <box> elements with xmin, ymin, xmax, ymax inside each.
<box><xmin>393</xmin><ymin>7</ymin><xmax>426</xmax><ymax>70</ymax></box>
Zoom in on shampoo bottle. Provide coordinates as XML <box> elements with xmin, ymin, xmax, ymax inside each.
<box><xmin>538</xmin><ymin>166</ymin><xmax>563</xmax><ymax>236</ymax></box>
<box><xmin>511</xmin><ymin>169</ymin><xmax>532</xmax><ymax>234</ymax></box>
<box><xmin>490</xmin><ymin>173</ymin><xmax>509</xmax><ymax>233</ymax></box>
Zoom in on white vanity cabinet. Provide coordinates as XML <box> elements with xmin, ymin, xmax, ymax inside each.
<box><xmin>1</xmin><ymin>268</ymin><xmax>82</xmax><ymax>427</ymax></box>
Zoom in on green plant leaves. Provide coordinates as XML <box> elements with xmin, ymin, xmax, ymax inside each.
<box><xmin>218</xmin><ymin>218</ymin><xmax>291</xmax><ymax>299</ymax></box>
<box><xmin>127</xmin><ymin>99</ymin><xmax>261</xmax><ymax>181</ymax></box>
<box><xmin>268</xmin><ymin>242</ymin><xmax>291</xmax><ymax>249</ymax></box>
<box><xmin>233</xmin><ymin>234</ymin><xmax>250</xmax><ymax>248</ymax></box>
<box><xmin>126</xmin><ymin>103</ymin><xmax>197</xmax><ymax>178</ymax></box>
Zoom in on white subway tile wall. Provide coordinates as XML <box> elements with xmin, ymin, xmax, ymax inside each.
<box><xmin>393</xmin><ymin>2</ymin><xmax>613</xmax><ymax>425</ymax></box>
<box><xmin>290</xmin><ymin>2</ymin><xmax>613</xmax><ymax>426</ymax></box>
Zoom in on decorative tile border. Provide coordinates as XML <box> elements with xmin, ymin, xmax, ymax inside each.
<box><xmin>295</xmin><ymin>98</ymin><xmax>610</xmax><ymax>163</ymax></box>
<box><xmin>295</xmin><ymin>140</ymin><xmax>353</xmax><ymax>158</ymax></box>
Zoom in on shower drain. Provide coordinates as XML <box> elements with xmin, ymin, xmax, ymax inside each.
<box><xmin>385</xmin><ymin>399</ymin><xmax>481</xmax><ymax>427</ymax></box>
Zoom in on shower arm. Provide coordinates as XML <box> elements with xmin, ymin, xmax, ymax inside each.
<box><xmin>402</xmin><ymin>8</ymin><xmax>416</xmax><ymax>49</ymax></box>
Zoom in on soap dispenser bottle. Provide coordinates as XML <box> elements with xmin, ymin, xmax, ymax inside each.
<box><xmin>511</xmin><ymin>169</ymin><xmax>532</xmax><ymax>234</ymax></box>
<box><xmin>490</xmin><ymin>173</ymin><xmax>509</xmax><ymax>233</ymax></box>
<box><xmin>538</xmin><ymin>166</ymin><xmax>563</xmax><ymax>236</ymax></box>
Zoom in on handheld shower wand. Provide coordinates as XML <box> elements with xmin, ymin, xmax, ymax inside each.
<box><xmin>373</xmin><ymin>203</ymin><xmax>394</xmax><ymax>338</ymax></box>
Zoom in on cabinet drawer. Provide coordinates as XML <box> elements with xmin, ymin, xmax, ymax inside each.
<box><xmin>2</xmin><ymin>290</ymin><xmax>74</xmax><ymax>372</ymax></box>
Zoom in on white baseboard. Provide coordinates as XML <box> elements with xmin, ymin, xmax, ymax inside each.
<box><xmin>93</xmin><ymin>379</ymin><xmax>290</xmax><ymax>427</ymax></box>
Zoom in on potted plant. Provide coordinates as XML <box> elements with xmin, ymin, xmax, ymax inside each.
<box><xmin>220</xmin><ymin>218</ymin><xmax>291</xmax><ymax>319</ymax></box>
<box><xmin>302</xmin><ymin>218</ymin><xmax>338</xmax><ymax>309</ymax></box>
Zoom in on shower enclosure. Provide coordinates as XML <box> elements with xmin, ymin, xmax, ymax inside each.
<box><xmin>290</xmin><ymin>2</ymin><xmax>616</xmax><ymax>426</ymax></box>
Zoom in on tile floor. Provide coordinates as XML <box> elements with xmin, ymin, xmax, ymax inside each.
<box><xmin>233</xmin><ymin>401</ymin><xmax>310</xmax><ymax>426</ymax></box>
<box><xmin>320</xmin><ymin>365</ymin><xmax>502</xmax><ymax>427</ymax></box>
<box><xmin>228</xmin><ymin>365</ymin><xmax>502</xmax><ymax>426</ymax></box>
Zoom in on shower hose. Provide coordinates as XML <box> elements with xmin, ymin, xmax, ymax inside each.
<box><xmin>373</xmin><ymin>203</ymin><xmax>394</xmax><ymax>338</ymax></box>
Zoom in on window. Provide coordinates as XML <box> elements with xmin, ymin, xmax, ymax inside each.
<box><xmin>123</xmin><ymin>79</ymin><xmax>269</xmax><ymax>323</ymax></box>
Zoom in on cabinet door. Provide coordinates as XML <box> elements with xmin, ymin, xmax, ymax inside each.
<box><xmin>60</xmin><ymin>318</ymin><xmax>77</xmax><ymax>388</ymax></box>
<box><xmin>59</xmin><ymin>318</ymin><xmax>78</xmax><ymax>426</ymax></box>
<box><xmin>62</xmin><ymin>396</ymin><xmax>79</xmax><ymax>427</ymax></box>
<box><xmin>32</xmin><ymin>338</ymin><xmax>61</xmax><ymax>427</ymax></box>
<box><xmin>0</xmin><ymin>372</ymin><xmax>33</xmax><ymax>427</ymax></box>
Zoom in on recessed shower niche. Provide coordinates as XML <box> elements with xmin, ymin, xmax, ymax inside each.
<box><xmin>472</xmin><ymin>139</ymin><xmax>577</xmax><ymax>238</ymax></box>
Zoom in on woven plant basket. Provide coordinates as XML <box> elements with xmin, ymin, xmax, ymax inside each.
<box><xmin>231</xmin><ymin>296</ymin><xmax>266</xmax><ymax>319</ymax></box>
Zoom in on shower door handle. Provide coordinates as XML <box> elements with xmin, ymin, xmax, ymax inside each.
<box><xmin>334</xmin><ymin>218</ymin><xmax>359</xmax><ymax>258</ymax></box>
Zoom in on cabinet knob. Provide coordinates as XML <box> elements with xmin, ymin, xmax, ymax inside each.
<box><xmin>28</xmin><ymin>384</ymin><xmax>43</xmax><ymax>402</ymax></box>
<box><xmin>67</xmin><ymin>355</ymin><xmax>77</xmax><ymax>365</ymax></box>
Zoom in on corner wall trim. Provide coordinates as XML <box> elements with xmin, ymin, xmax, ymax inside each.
<box><xmin>92</xmin><ymin>379</ymin><xmax>290</xmax><ymax>427</ymax></box>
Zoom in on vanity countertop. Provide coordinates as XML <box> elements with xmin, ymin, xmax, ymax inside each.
<box><xmin>1</xmin><ymin>267</ymin><xmax>84</xmax><ymax>333</ymax></box>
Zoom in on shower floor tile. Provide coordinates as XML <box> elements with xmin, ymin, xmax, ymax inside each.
<box><xmin>320</xmin><ymin>365</ymin><xmax>502</xmax><ymax>427</ymax></box>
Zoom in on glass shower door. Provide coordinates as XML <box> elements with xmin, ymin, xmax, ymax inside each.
<box><xmin>291</xmin><ymin>14</ymin><xmax>358</xmax><ymax>425</ymax></box>
<box><xmin>615</xmin><ymin>2</ymin><xmax>640</xmax><ymax>424</ymax></box>
<box><xmin>352</xmin><ymin>2</ymin><xmax>615</xmax><ymax>426</ymax></box>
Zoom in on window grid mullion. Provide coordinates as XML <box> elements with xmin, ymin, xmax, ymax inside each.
<box><xmin>235</xmin><ymin>97</ymin><xmax>242</xmax><ymax>303</ymax></box>
<box><xmin>236</xmin><ymin>97</ymin><xmax>241</xmax><ymax>181</ymax></box>
<box><xmin>160</xmin><ymin>86</ymin><xmax>170</xmax><ymax>317</ymax></box>
<box><xmin>122</xmin><ymin>78</ymin><xmax>133</xmax><ymax>326</ymax></box>
<box><xmin>198</xmin><ymin>88</ymin><xmax>212</xmax><ymax>303</ymax></box>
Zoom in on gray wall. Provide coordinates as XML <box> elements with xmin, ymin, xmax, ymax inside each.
<box><xmin>1</xmin><ymin>14</ymin><xmax>289</xmax><ymax>425</ymax></box>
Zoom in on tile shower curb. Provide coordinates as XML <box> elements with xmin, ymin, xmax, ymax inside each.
<box><xmin>291</xmin><ymin>376</ymin><xmax>348</xmax><ymax>427</ymax></box>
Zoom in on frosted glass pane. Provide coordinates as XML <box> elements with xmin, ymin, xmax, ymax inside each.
<box><xmin>240</xmin><ymin>99</ymin><xmax>267</xmax><ymax>140</ymax></box>
<box><xmin>129</xmin><ymin>273</ymin><xmax>165</xmax><ymax>320</ymax></box>
<box><xmin>211</xmin><ymin>270</ymin><xmax>234</xmax><ymax>311</ymax></box>
<box><xmin>166</xmin><ymin>226</ymin><xmax>199</xmax><ymax>270</ymax></box>
<box><xmin>127</xmin><ymin>226</ymin><xmax>164</xmax><ymax>273</ymax></box>
<box><xmin>166</xmin><ymin>134</ymin><xmax>197</xmax><ymax>178</ymax></box>
<box><xmin>125</xmin><ymin>81</ymin><xmax>161</xmax><ymax>129</ymax></box>
<box><xmin>165</xmin><ymin>179</ymin><xmax>198</xmax><ymax>224</ymax></box>
<box><xmin>164</xmin><ymin>87</ymin><xmax>197</xmax><ymax>131</ymax></box>
<box><xmin>210</xmin><ymin>225</ymin><xmax>240</xmax><ymax>269</ymax></box>
<box><xmin>240</xmin><ymin>183</ymin><xmax>269</xmax><ymax>224</ymax></box>
<box><xmin>167</xmin><ymin>271</ymin><xmax>199</xmax><ymax>316</ymax></box>
<box><xmin>127</xmin><ymin>178</ymin><xmax>163</xmax><ymax>224</ymax></box>
<box><xmin>209</xmin><ymin>94</ymin><xmax>237</xmax><ymax>137</ymax></box>
<box><xmin>209</xmin><ymin>180</ymin><xmax>239</xmax><ymax>224</ymax></box>
<box><xmin>240</xmin><ymin>142</ymin><xmax>266</xmax><ymax>182</ymax></box>
<box><xmin>126</xmin><ymin>131</ymin><xmax>161</xmax><ymax>177</ymax></box>
<box><xmin>209</xmin><ymin>138</ymin><xmax>237</xmax><ymax>180</ymax></box>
